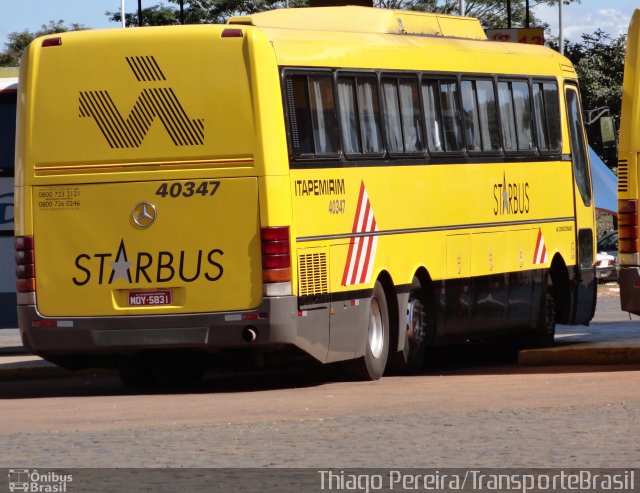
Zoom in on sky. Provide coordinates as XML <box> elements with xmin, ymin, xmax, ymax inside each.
<box><xmin>0</xmin><ymin>0</ymin><xmax>638</xmax><ymax>50</ymax></box>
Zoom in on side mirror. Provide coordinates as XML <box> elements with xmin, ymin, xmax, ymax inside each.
<box><xmin>600</xmin><ymin>116</ymin><xmax>616</xmax><ymax>148</ymax></box>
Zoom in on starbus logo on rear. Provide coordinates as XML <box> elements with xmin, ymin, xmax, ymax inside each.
<box><xmin>72</xmin><ymin>239</ymin><xmax>225</xmax><ymax>286</ymax></box>
<box><xmin>79</xmin><ymin>56</ymin><xmax>204</xmax><ymax>148</ymax></box>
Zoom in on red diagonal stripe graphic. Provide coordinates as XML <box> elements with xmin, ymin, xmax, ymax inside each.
<box><xmin>341</xmin><ymin>182</ymin><xmax>366</xmax><ymax>286</ymax></box>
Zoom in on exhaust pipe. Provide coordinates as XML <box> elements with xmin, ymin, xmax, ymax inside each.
<box><xmin>242</xmin><ymin>326</ymin><xmax>258</xmax><ymax>343</ymax></box>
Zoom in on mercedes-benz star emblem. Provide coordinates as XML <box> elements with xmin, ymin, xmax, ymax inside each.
<box><xmin>131</xmin><ymin>202</ymin><xmax>157</xmax><ymax>228</ymax></box>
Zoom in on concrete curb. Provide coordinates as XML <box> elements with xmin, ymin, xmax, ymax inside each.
<box><xmin>519</xmin><ymin>345</ymin><xmax>640</xmax><ymax>366</ymax></box>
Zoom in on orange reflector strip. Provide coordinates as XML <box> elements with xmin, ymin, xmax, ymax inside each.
<box><xmin>262</xmin><ymin>268</ymin><xmax>291</xmax><ymax>283</ymax></box>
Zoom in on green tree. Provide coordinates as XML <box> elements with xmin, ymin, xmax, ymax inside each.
<box><xmin>107</xmin><ymin>0</ymin><xmax>576</xmax><ymax>29</ymax></box>
<box><xmin>0</xmin><ymin>20</ymin><xmax>87</xmax><ymax>67</ymax></box>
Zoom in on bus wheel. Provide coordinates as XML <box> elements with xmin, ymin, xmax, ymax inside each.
<box><xmin>388</xmin><ymin>280</ymin><xmax>430</xmax><ymax>374</ymax></box>
<box><xmin>342</xmin><ymin>281</ymin><xmax>389</xmax><ymax>381</ymax></box>
<box><xmin>118</xmin><ymin>356</ymin><xmax>156</xmax><ymax>389</ymax></box>
<box><xmin>533</xmin><ymin>274</ymin><xmax>556</xmax><ymax>347</ymax></box>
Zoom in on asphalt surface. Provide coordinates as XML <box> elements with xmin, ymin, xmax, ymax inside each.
<box><xmin>1</xmin><ymin>283</ymin><xmax>638</xmax><ymax>380</ymax></box>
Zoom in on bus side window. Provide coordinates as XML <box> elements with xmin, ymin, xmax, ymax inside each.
<box><xmin>381</xmin><ymin>79</ymin><xmax>404</xmax><ymax>153</ymax></box>
<box><xmin>543</xmin><ymin>83</ymin><xmax>561</xmax><ymax>152</ymax></box>
<box><xmin>462</xmin><ymin>79</ymin><xmax>501</xmax><ymax>154</ymax></box>
<box><xmin>337</xmin><ymin>77</ymin><xmax>362</xmax><ymax>154</ymax></box>
<box><xmin>356</xmin><ymin>77</ymin><xmax>384</xmax><ymax>155</ymax></box>
<box><xmin>512</xmin><ymin>81</ymin><xmax>533</xmax><ymax>151</ymax></box>
<box><xmin>337</xmin><ymin>75</ymin><xmax>384</xmax><ymax>157</ymax></box>
<box><xmin>381</xmin><ymin>77</ymin><xmax>424</xmax><ymax>155</ymax></box>
<box><xmin>566</xmin><ymin>88</ymin><xmax>592</xmax><ymax>205</ymax></box>
<box><xmin>532</xmin><ymin>81</ymin><xmax>562</xmax><ymax>153</ymax></box>
<box><xmin>498</xmin><ymin>80</ymin><xmax>534</xmax><ymax>153</ymax></box>
<box><xmin>498</xmin><ymin>81</ymin><xmax>517</xmax><ymax>151</ymax></box>
<box><xmin>286</xmin><ymin>74</ymin><xmax>340</xmax><ymax>158</ymax></box>
<box><xmin>421</xmin><ymin>80</ymin><xmax>444</xmax><ymax>152</ymax></box>
<box><xmin>398</xmin><ymin>78</ymin><xmax>424</xmax><ymax>153</ymax></box>
<box><xmin>439</xmin><ymin>80</ymin><xmax>463</xmax><ymax>152</ymax></box>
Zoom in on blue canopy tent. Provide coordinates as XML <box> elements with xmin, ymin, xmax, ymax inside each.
<box><xmin>590</xmin><ymin>146</ymin><xmax>617</xmax><ymax>215</ymax></box>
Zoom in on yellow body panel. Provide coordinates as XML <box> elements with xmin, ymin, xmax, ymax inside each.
<box><xmin>291</xmin><ymin>161</ymin><xmax>576</xmax><ymax>295</ymax></box>
<box><xmin>32</xmin><ymin>178</ymin><xmax>261</xmax><ymax>316</ymax></box>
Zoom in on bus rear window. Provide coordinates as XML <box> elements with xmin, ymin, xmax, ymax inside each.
<box><xmin>0</xmin><ymin>92</ymin><xmax>16</xmax><ymax>175</ymax></box>
<box><xmin>285</xmin><ymin>74</ymin><xmax>340</xmax><ymax>159</ymax></box>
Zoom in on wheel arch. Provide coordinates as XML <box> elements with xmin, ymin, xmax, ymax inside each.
<box><xmin>375</xmin><ymin>270</ymin><xmax>398</xmax><ymax>353</ymax></box>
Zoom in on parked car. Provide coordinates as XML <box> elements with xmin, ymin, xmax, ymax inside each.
<box><xmin>596</xmin><ymin>231</ymin><xmax>618</xmax><ymax>281</ymax></box>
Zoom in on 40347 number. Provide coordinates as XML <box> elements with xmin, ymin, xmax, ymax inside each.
<box><xmin>329</xmin><ymin>199</ymin><xmax>346</xmax><ymax>215</ymax></box>
<box><xmin>155</xmin><ymin>181</ymin><xmax>220</xmax><ymax>198</ymax></box>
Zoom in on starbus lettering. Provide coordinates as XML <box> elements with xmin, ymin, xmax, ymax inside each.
<box><xmin>493</xmin><ymin>172</ymin><xmax>530</xmax><ymax>215</ymax></box>
<box><xmin>72</xmin><ymin>240</ymin><xmax>224</xmax><ymax>286</ymax></box>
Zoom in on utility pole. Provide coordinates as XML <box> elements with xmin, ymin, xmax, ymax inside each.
<box><xmin>459</xmin><ymin>0</ymin><xmax>465</xmax><ymax>16</ymax></box>
<box><xmin>138</xmin><ymin>0</ymin><xmax>143</xmax><ymax>27</ymax></box>
<box><xmin>121</xmin><ymin>0</ymin><xmax>126</xmax><ymax>27</ymax></box>
<box><xmin>559</xmin><ymin>0</ymin><xmax>564</xmax><ymax>54</ymax></box>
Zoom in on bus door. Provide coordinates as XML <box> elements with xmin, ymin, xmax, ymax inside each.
<box><xmin>565</xmin><ymin>83</ymin><xmax>596</xmax><ymax>324</ymax></box>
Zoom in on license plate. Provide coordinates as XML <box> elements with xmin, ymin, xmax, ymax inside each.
<box><xmin>128</xmin><ymin>290</ymin><xmax>172</xmax><ymax>306</ymax></box>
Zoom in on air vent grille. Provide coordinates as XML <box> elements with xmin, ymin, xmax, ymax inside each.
<box><xmin>298</xmin><ymin>253</ymin><xmax>328</xmax><ymax>297</ymax></box>
<box><xmin>618</xmin><ymin>159</ymin><xmax>628</xmax><ymax>192</ymax></box>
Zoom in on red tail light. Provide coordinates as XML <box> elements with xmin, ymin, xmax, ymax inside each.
<box><xmin>42</xmin><ymin>37</ymin><xmax>62</xmax><ymax>47</ymax></box>
<box><xmin>221</xmin><ymin>29</ymin><xmax>243</xmax><ymax>38</ymax></box>
<box><xmin>15</xmin><ymin>236</ymin><xmax>36</xmax><ymax>293</ymax></box>
<box><xmin>619</xmin><ymin>199</ymin><xmax>638</xmax><ymax>254</ymax></box>
<box><xmin>261</xmin><ymin>227</ymin><xmax>291</xmax><ymax>283</ymax></box>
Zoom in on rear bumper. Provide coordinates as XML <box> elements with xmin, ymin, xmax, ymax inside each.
<box><xmin>620</xmin><ymin>267</ymin><xmax>640</xmax><ymax>315</ymax></box>
<box><xmin>18</xmin><ymin>296</ymin><xmax>318</xmax><ymax>359</ymax></box>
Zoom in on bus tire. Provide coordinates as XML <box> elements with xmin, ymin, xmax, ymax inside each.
<box><xmin>387</xmin><ymin>278</ymin><xmax>431</xmax><ymax>374</ymax></box>
<box><xmin>342</xmin><ymin>281</ymin><xmax>390</xmax><ymax>381</ymax></box>
<box><xmin>533</xmin><ymin>274</ymin><xmax>556</xmax><ymax>347</ymax></box>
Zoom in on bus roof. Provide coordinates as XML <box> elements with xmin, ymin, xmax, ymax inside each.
<box><xmin>228</xmin><ymin>6</ymin><xmax>487</xmax><ymax>40</ymax></box>
<box><xmin>225</xmin><ymin>7</ymin><xmax>570</xmax><ymax>77</ymax></box>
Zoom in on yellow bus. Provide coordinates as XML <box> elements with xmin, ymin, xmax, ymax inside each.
<box><xmin>618</xmin><ymin>9</ymin><xmax>640</xmax><ymax>314</ymax></box>
<box><xmin>15</xmin><ymin>7</ymin><xmax>596</xmax><ymax>386</ymax></box>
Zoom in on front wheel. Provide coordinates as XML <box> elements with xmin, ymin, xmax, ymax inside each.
<box><xmin>342</xmin><ymin>281</ymin><xmax>390</xmax><ymax>381</ymax></box>
<box><xmin>532</xmin><ymin>274</ymin><xmax>556</xmax><ymax>347</ymax></box>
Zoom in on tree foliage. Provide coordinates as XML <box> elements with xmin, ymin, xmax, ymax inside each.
<box><xmin>0</xmin><ymin>20</ymin><xmax>86</xmax><ymax>67</ymax></box>
<box><xmin>107</xmin><ymin>0</ymin><xmax>571</xmax><ymax>29</ymax></box>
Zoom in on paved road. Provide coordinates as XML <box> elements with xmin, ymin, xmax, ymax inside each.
<box><xmin>0</xmin><ymin>283</ymin><xmax>638</xmax><ymax>469</ymax></box>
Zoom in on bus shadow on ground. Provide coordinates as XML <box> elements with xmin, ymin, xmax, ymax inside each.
<box><xmin>0</xmin><ymin>340</ymin><xmax>637</xmax><ymax>399</ymax></box>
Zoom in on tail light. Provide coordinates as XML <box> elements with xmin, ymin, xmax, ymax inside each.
<box><xmin>42</xmin><ymin>37</ymin><xmax>62</xmax><ymax>47</ymax></box>
<box><xmin>619</xmin><ymin>199</ymin><xmax>638</xmax><ymax>254</ymax></box>
<box><xmin>261</xmin><ymin>226</ymin><xmax>291</xmax><ymax>283</ymax></box>
<box><xmin>221</xmin><ymin>29</ymin><xmax>243</xmax><ymax>38</ymax></box>
<box><xmin>15</xmin><ymin>236</ymin><xmax>36</xmax><ymax>293</ymax></box>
